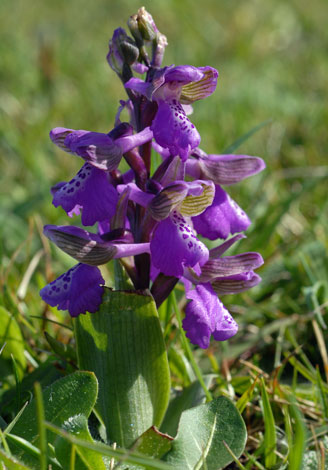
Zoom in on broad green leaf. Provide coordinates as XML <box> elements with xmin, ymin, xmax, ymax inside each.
<box><xmin>122</xmin><ymin>427</ymin><xmax>173</xmax><ymax>470</ymax></box>
<box><xmin>74</xmin><ymin>289</ymin><xmax>170</xmax><ymax>448</ymax></box>
<box><xmin>161</xmin><ymin>379</ymin><xmax>212</xmax><ymax>437</ymax></box>
<box><xmin>132</xmin><ymin>426</ymin><xmax>173</xmax><ymax>459</ymax></box>
<box><xmin>164</xmin><ymin>396</ymin><xmax>247</xmax><ymax>470</ymax></box>
<box><xmin>54</xmin><ymin>414</ymin><xmax>106</xmax><ymax>470</ymax></box>
<box><xmin>0</xmin><ymin>306</ymin><xmax>26</xmax><ymax>379</ymax></box>
<box><xmin>8</xmin><ymin>371</ymin><xmax>98</xmax><ymax>468</ymax></box>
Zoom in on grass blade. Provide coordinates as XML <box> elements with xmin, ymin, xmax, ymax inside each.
<box><xmin>260</xmin><ymin>378</ymin><xmax>276</xmax><ymax>468</ymax></box>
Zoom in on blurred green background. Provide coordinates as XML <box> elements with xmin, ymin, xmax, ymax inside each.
<box><xmin>1</xmin><ymin>0</ymin><xmax>327</xmax><ymax>359</ymax></box>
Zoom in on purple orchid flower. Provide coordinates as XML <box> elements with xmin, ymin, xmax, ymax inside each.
<box><xmin>125</xmin><ymin>65</ymin><xmax>218</xmax><ymax>161</ymax></box>
<box><xmin>41</xmin><ymin>12</ymin><xmax>265</xmax><ymax>348</ymax></box>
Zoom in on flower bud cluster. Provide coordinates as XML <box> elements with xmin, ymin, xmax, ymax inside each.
<box><xmin>41</xmin><ymin>8</ymin><xmax>265</xmax><ymax>348</ymax></box>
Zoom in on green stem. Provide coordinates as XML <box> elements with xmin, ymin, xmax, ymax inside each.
<box><xmin>171</xmin><ymin>291</ymin><xmax>212</xmax><ymax>402</ymax></box>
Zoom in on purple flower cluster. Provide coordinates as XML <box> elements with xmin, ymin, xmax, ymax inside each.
<box><xmin>41</xmin><ymin>8</ymin><xmax>265</xmax><ymax>348</ymax></box>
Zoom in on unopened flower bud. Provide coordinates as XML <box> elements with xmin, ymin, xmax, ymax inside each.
<box><xmin>127</xmin><ymin>15</ymin><xmax>144</xmax><ymax>47</ymax></box>
<box><xmin>107</xmin><ymin>28</ymin><xmax>139</xmax><ymax>75</ymax></box>
<box><xmin>136</xmin><ymin>7</ymin><xmax>158</xmax><ymax>41</ymax></box>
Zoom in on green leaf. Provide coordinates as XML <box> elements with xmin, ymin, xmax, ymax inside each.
<box><xmin>164</xmin><ymin>396</ymin><xmax>247</xmax><ymax>469</ymax></box>
<box><xmin>0</xmin><ymin>448</ymin><xmax>33</xmax><ymax>470</ymax></box>
<box><xmin>8</xmin><ymin>371</ymin><xmax>98</xmax><ymax>468</ymax></box>
<box><xmin>54</xmin><ymin>414</ymin><xmax>106</xmax><ymax>470</ymax></box>
<box><xmin>132</xmin><ymin>427</ymin><xmax>173</xmax><ymax>460</ymax></box>
<box><xmin>44</xmin><ymin>331</ymin><xmax>77</xmax><ymax>361</ymax></box>
<box><xmin>74</xmin><ymin>289</ymin><xmax>170</xmax><ymax>448</ymax></box>
<box><xmin>46</xmin><ymin>421</ymin><xmax>175</xmax><ymax>470</ymax></box>
<box><xmin>288</xmin><ymin>395</ymin><xmax>306</xmax><ymax>470</ymax></box>
<box><xmin>123</xmin><ymin>427</ymin><xmax>173</xmax><ymax>470</ymax></box>
<box><xmin>161</xmin><ymin>379</ymin><xmax>212</xmax><ymax>437</ymax></box>
<box><xmin>0</xmin><ymin>306</ymin><xmax>26</xmax><ymax>380</ymax></box>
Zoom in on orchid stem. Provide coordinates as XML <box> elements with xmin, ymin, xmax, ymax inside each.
<box><xmin>171</xmin><ymin>291</ymin><xmax>212</xmax><ymax>402</ymax></box>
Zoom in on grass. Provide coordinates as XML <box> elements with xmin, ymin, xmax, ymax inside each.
<box><xmin>1</xmin><ymin>0</ymin><xmax>328</xmax><ymax>468</ymax></box>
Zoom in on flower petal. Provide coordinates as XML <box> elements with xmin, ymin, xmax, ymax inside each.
<box><xmin>64</xmin><ymin>131</ymin><xmax>123</xmax><ymax>171</ymax></box>
<box><xmin>150</xmin><ymin>211</ymin><xmax>209</xmax><ymax>277</ymax></box>
<box><xmin>40</xmin><ymin>263</ymin><xmax>104</xmax><ymax>317</ymax></box>
<box><xmin>179</xmin><ymin>180</ymin><xmax>215</xmax><ymax>217</ymax></box>
<box><xmin>211</xmin><ymin>271</ymin><xmax>261</xmax><ymax>295</ymax></box>
<box><xmin>51</xmin><ymin>163</ymin><xmax>118</xmax><ymax>226</ymax></box>
<box><xmin>198</xmin><ymin>154</ymin><xmax>266</xmax><ymax>185</ymax></box>
<box><xmin>148</xmin><ymin>182</ymin><xmax>188</xmax><ymax>220</ymax></box>
<box><xmin>182</xmin><ymin>282</ymin><xmax>237</xmax><ymax>349</ymax></box>
<box><xmin>44</xmin><ymin>225</ymin><xmax>117</xmax><ymax>265</ymax></box>
<box><xmin>192</xmin><ymin>185</ymin><xmax>250</xmax><ymax>240</ymax></box>
<box><xmin>180</xmin><ymin>66</ymin><xmax>218</xmax><ymax>104</ymax></box>
<box><xmin>212</xmin><ymin>307</ymin><xmax>238</xmax><ymax>341</ymax></box>
<box><xmin>199</xmin><ymin>252</ymin><xmax>264</xmax><ymax>282</ymax></box>
<box><xmin>164</xmin><ymin>65</ymin><xmax>204</xmax><ymax>84</ymax></box>
<box><xmin>50</xmin><ymin>127</ymin><xmax>74</xmax><ymax>152</ymax></box>
<box><xmin>151</xmin><ymin>99</ymin><xmax>200</xmax><ymax>161</ymax></box>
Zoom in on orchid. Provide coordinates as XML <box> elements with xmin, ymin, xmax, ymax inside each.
<box><xmin>41</xmin><ymin>7</ymin><xmax>265</xmax><ymax>350</ymax></box>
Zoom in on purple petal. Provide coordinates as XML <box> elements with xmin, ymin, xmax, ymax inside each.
<box><xmin>211</xmin><ymin>271</ymin><xmax>262</xmax><ymax>295</ymax></box>
<box><xmin>209</xmin><ymin>234</ymin><xmax>246</xmax><ymax>259</ymax></box>
<box><xmin>124</xmin><ymin>77</ymin><xmax>151</xmax><ymax>95</ymax></box>
<box><xmin>44</xmin><ymin>225</ymin><xmax>117</xmax><ymax>265</ymax></box>
<box><xmin>150</xmin><ymin>211</ymin><xmax>209</xmax><ymax>277</ymax></box>
<box><xmin>117</xmin><ymin>183</ymin><xmax>154</xmax><ymax>207</ymax></box>
<box><xmin>199</xmin><ymin>252</ymin><xmax>264</xmax><ymax>282</ymax></box>
<box><xmin>151</xmin><ymin>100</ymin><xmax>200</xmax><ymax>161</ymax></box>
<box><xmin>49</xmin><ymin>127</ymin><xmax>75</xmax><ymax>152</ymax></box>
<box><xmin>182</xmin><ymin>283</ymin><xmax>237</xmax><ymax>349</ymax></box>
<box><xmin>51</xmin><ymin>163</ymin><xmax>118</xmax><ymax>226</ymax></box>
<box><xmin>132</xmin><ymin>62</ymin><xmax>149</xmax><ymax>74</ymax></box>
<box><xmin>125</xmin><ymin>67</ymin><xmax>169</xmax><ymax>100</ymax></box>
<box><xmin>64</xmin><ymin>131</ymin><xmax>123</xmax><ymax>171</ymax></box>
<box><xmin>116</xmin><ymin>126</ymin><xmax>153</xmax><ymax>154</ymax></box>
<box><xmin>152</xmin><ymin>141</ymin><xmax>171</xmax><ymax>159</ymax></box>
<box><xmin>164</xmin><ymin>65</ymin><xmax>204</xmax><ymax>84</ymax></box>
<box><xmin>212</xmin><ymin>307</ymin><xmax>238</xmax><ymax>341</ymax></box>
<box><xmin>199</xmin><ymin>154</ymin><xmax>266</xmax><ymax>185</ymax></box>
<box><xmin>192</xmin><ymin>185</ymin><xmax>250</xmax><ymax>240</ymax></box>
<box><xmin>40</xmin><ymin>263</ymin><xmax>105</xmax><ymax>317</ymax></box>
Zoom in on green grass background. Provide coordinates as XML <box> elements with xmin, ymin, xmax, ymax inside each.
<box><xmin>1</xmin><ymin>0</ymin><xmax>328</xmax><ymax>467</ymax></box>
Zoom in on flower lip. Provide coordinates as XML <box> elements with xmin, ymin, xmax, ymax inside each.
<box><xmin>40</xmin><ymin>263</ymin><xmax>105</xmax><ymax>317</ymax></box>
